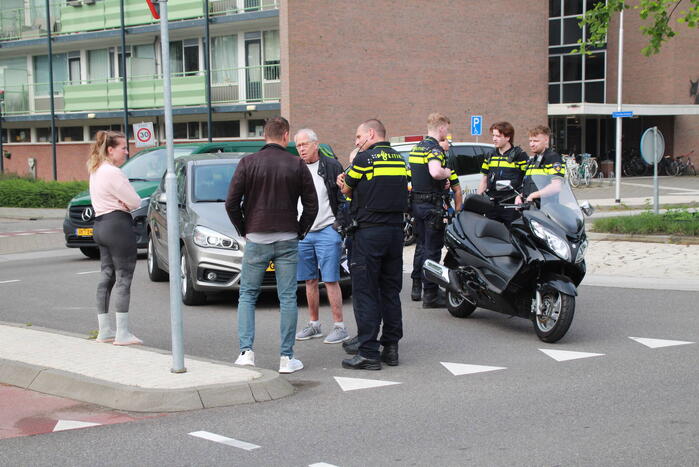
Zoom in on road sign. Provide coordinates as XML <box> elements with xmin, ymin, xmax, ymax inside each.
<box><xmin>145</xmin><ymin>0</ymin><xmax>160</xmax><ymax>19</ymax></box>
<box><xmin>612</xmin><ymin>111</ymin><xmax>633</xmax><ymax>118</ymax></box>
<box><xmin>471</xmin><ymin>115</ymin><xmax>482</xmax><ymax>136</ymax></box>
<box><xmin>640</xmin><ymin>126</ymin><xmax>665</xmax><ymax>165</ymax></box>
<box><xmin>133</xmin><ymin>122</ymin><xmax>155</xmax><ymax>147</ymax></box>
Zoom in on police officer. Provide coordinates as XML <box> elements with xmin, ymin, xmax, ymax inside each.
<box><xmin>409</xmin><ymin>113</ymin><xmax>458</xmax><ymax>307</ymax></box>
<box><xmin>336</xmin><ymin>119</ymin><xmax>408</xmax><ymax>370</ymax></box>
<box><xmin>476</xmin><ymin>121</ymin><xmax>528</xmax><ymax>225</ymax></box>
<box><xmin>516</xmin><ymin>125</ymin><xmax>565</xmax><ymax>206</ymax></box>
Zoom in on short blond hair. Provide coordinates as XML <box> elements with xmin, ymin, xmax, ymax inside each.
<box><xmin>427</xmin><ymin>113</ymin><xmax>450</xmax><ymax>132</ymax></box>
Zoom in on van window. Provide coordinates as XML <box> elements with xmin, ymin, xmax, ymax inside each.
<box><xmin>449</xmin><ymin>146</ymin><xmax>485</xmax><ymax>176</ymax></box>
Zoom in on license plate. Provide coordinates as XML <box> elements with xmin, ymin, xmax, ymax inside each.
<box><xmin>266</xmin><ymin>262</ymin><xmax>275</xmax><ymax>272</ymax></box>
<box><xmin>76</xmin><ymin>228</ymin><xmax>93</xmax><ymax>237</ymax></box>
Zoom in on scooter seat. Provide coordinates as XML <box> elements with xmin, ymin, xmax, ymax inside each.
<box><xmin>459</xmin><ymin>212</ymin><xmax>518</xmax><ymax>257</ymax></box>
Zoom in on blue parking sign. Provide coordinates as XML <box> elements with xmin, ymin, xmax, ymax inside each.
<box><xmin>471</xmin><ymin>115</ymin><xmax>483</xmax><ymax>136</ymax></box>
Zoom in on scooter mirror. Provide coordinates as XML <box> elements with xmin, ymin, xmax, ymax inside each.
<box><xmin>579</xmin><ymin>200</ymin><xmax>595</xmax><ymax>217</ymax></box>
<box><xmin>495</xmin><ymin>180</ymin><xmax>513</xmax><ymax>191</ymax></box>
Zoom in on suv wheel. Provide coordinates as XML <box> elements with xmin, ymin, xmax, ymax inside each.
<box><xmin>180</xmin><ymin>249</ymin><xmax>206</xmax><ymax>306</ymax></box>
<box><xmin>147</xmin><ymin>234</ymin><xmax>168</xmax><ymax>282</ymax></box>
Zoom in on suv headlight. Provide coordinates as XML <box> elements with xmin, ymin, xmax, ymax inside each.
<box><xmin>529</xmin><ymin>219</ymin><xmax>570</xmax><ymax>261</ymax></box>
<box><xmin>193</xmin><ymin>225</ymin><xmax>239</xmax><ymax>250</ymax></box>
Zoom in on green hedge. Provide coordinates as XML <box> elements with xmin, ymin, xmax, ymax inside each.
<box><xmin>0</xmin><ymin>177</ymin><xmax>88</xmax><ymax>208</ymax></box>
<box><xmin>593</xmin><ymin>210</ymin><xmax>699</xmax><ymax>236</ymax></box>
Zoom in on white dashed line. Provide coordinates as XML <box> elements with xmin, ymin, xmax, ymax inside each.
<box><xmin>77</xmin><ymin>271</ymin><xmax>101</xmax><ymax>275</ymax></box>
<box><xmin>0</xmin><ymin>280</ymin><xmax>21</xmax><ymax>284</ymax></box>
<box><xmin>188</xmin><ymin>431</ymin><xmax>261</xmax><ymax>451</ymax></box>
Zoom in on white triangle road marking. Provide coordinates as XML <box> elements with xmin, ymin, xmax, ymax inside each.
<box><xmin>309</xmin><ymin>463</ymin><xmax>339</xmax><ymax>467</ymax></box>
<box><xmin>539</xmin><ymin>349</ymin><xmax>605</xmax><ymax>362</ymax></box>
<box><xmin>53</xmin><ymin>420</ymin><xmax>101</xmax><ymax>432</ymax></box>
<box><xmin>440</xmin><ymin>362</ymin><xmax>507</xmax><ymax>376</ymax></box>
<box><xmin>629</xmin><ymin>337</ymin><xmax>695</xmax><ymax>349</ymax></box>
<box><xmin>334</xmin><ymin>376</ymin><xmax>401</xmax><ymax>392</ymax></box>
<box><xmin>188</xmin><ymin>431</ymin><xmax>260</xmax><ymax>451</ymax></box>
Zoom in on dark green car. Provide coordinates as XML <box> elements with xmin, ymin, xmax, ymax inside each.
<box><xmin>63</xmin><ymin>141</ymin><xmax>336</xmax><ymax>258</ymax></box>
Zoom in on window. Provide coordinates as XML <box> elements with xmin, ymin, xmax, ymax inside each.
<box><xmin>132</xmin><ymin>44</ymin><xmax>156</xmax><ymax>78</ymax></box>
<box><xmin>170</xmin><ymin>40</ymin><xmax>199</xmax><ymax>76</ymax></box>
<box><xmin>68</xmin><ymin>52</ymin><xmax>81</xmax><ymax>85</ymax></box>
<box><xmin>60</xmin><ymin>126</ymin><xmax>84</xmax><ymax>142</ymax></box>
<box><xmin>174</xmin><ymin>122</ymin><xmax>203</xmax><ymax>139</ymax></box>
<box><xmin>247</xmin><ymin>119</ymin><xmax>265</xmax><ymax>137</ymax></box>
<box><xmin>88</xmin><ymin>49</ymin><xmax>112</xmax><ymax>82</ymax></box>
<box><xmin>36</xmin><ymin>128</ymin><xmax>52</xmax><ymax>142</ymax></box>
<box><xmin>449</xmin><ymin>146</ymin><xmax>484</xmax><ymax>176</ymax></box>
<box><xmin>211</xmin><ymin>35</ymin><xmax>238</xmax><ymax>83</ymax></box>
<box><xmin>117</xmin><ymin>46</ymin><xmax>132</xmax><ymax>79</ymax></box>
<box><xmin>33</xmin><ymin>54</ymin><xmax>68</xmax><ymax>95</ymax></box>
<box><xmin>263</xmin><ymin>30</ymin><xmax>280</xmax><ymax>80</ymax></box>
<box><xmin>89</xmin><ymin>125</ymin><xmax>122</xmax><ymax>140</ymax></box>
<box><xmin>203</xmin><ymin>121</ymin><xmax>240</xmax><ymax>138</ymax></box>
<box><xmin>8</xmin><ymin>128</ymin><xmax>30</xmax><ymax>143</ymax></box>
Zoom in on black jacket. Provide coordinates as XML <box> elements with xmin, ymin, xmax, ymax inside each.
<box><xmin>316</xmin><ymin>153</ymin><xmax>347</xmax><ymax>218</ymax></box>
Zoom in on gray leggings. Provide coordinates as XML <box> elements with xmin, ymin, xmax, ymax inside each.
<box><xmin>93</xmin><ymin>210</ymin><xmax>137</xmax><ymax>314</ymax></box>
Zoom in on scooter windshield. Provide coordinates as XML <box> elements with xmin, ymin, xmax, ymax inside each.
<box><xmin>529</xmin><ymin>175</ymin><xmax>584</xmax><ymax>233</ymax></box>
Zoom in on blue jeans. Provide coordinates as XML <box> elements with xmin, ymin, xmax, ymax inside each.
<box><xmin>237</xmin><ymin>239</ymin><xmax>299</xmax><ymax>357</ymax></box>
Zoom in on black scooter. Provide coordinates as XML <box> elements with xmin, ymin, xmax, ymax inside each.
<box><xmin>423</xmin><ymin>176</ymin><xmax>593</xmax><ymax>342</ymax></box>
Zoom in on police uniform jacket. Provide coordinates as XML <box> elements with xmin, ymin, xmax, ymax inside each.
<box><xmin>522</xmin><ymin>148</ymin><xmax>565</xmax><ymax>197</ymax></box>
<box><xmin>480</xmin><ymin>145</ymin><xmax>528</xmax><ymax>199</ymax></box>
<box><xmin>345</xmin><ymin>142</ymin><xmax>409</xmax><ymax>225</ymax></box>
<box><xmin>408</xmin><ymin>136</ymin><xmax>459</xmax><ymax>195</ymax></box>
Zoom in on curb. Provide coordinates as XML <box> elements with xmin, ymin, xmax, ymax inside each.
<box><xmin>0</xmin><ymin>324</ymin><xmax>294</xmax><ymax>413</ymax></box>
<box><xmin>587</xmin><ymin>231</ymin><xmax>699</xmax><ymax>245</ymax></box>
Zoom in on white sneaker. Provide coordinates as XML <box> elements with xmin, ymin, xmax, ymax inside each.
<box><xmin>235</xmin><ymin>350</ymin><xmax>255</xmax><ymax>366</ymax></box>
<box><xmin>279</xmin><ymin>356</ymin><xmax>303</xmax><ymax>374</ymax></box>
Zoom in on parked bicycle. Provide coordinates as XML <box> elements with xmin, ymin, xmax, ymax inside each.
<box><xmin>668</xmin><ymin>150</ymin><xmax>696</xmax><ymax>176</ymax></box>
<box><xmin>564</xmin><ymin>153</ymin><xmax>597</xmax><ymax>187</ymax></box>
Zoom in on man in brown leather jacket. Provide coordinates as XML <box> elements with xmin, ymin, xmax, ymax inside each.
<box><xmin>225</xmin><ymin>116</ymin><xmax>318</xmax><ymax>374</ymax></box>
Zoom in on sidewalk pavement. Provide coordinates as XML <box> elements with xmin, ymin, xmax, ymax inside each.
<box><xmin>0</xmin><ymin>207</ymin><xmax>65</xmax><ymax>220</ymax></box>
<box><xmin>0</xmin><ymin>322</ymin><xmax>293</xmax><ymax>413</ymax></box>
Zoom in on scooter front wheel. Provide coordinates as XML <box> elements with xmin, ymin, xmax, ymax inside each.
<box><xmin>533</xmin><ymin>290</ymin><xmax>575</xmax><ymax>343</ymax></box>
<box><xmin>447</xmin><ymin>290</ymin><xmax>476</xmax><ymax>318</ymax></box>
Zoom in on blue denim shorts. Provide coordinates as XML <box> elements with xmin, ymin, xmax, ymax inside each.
<box><xmin>297</xmin><ymin>225</ymin><xmax>342</xmax><ymax>282</ymax></box>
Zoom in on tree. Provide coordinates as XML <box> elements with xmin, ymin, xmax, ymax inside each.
<box><xmin>576</xmin><ymin>0</ymin><xmax>699</xmax><ymax>56</ymax></box>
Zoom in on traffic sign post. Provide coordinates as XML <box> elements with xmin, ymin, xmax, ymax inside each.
<box><xmin>471</xmin><ymin>115</ymin><xmax>482</xmax><ymax>142</ymax></box>
<box><xmin>640</xmin><ymin>126</ymin><xmax>665</xmax><ymax>214</ymax></box>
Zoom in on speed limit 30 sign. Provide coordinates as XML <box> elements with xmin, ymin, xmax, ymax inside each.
<box><xmin>133</xmin><ymin>122</ymin><xmax>156</xmax><ymax>147</ymax></box>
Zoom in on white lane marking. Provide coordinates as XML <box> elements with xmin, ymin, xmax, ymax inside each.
<box><xmin>309</xmin><ymin>463</ymin><xmax>339</xmax><ymax>467</ymax></box>
<box><xmin>334</xmin><ymin>376</ymin><xmax>401</xmax><ymax>392</ymax></box>
<box><xmin>77</xmin><ymin>270</ymin><xmax>101</xmax><ymax>275</ymax></box>
<box><xmin>188</xmin><ymin>431</ymin><xmax>260</xmax><ymax>451</ymax></box>
<box><xmin>621</xmin><ymin>181</ymin><xmax>699</xmax><ymax>193</ymax></box>
<box><xmin>15</xmin><ymin>233</ymin><xmax>34</xmax><ymax>236</ymax></box>
<box><xmin>0</xmin><ymin>235</ymin><xmax>7</xmax><ymax>238</ymax></box>
<box><xmin>0</xmin><ymin>280</ymin><xmax>21</xmax><ymax>284</ymax></box>
<box><xmin>440</xmin><ymin>362</ymin><xmax>507</xmax><ymax>376</ymax></box>
<box><xmin>539</xmin><ymin>349</ymin><xmax>605</xmax><ymax>362</ymax></box>
<box><xmin>53</xmin><ymin>420</ymin><xmax>101</xmax><ymax>432</ymax></box>
<box><xmin>629</xmin><ymin>337</ymin><xmax>695</xmax><ymax>349</ymax></box>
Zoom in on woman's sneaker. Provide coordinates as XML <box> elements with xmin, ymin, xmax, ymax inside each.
<box><xmin>323</xmin><ymin>326</ymin><xmax>349</xmax><ymax>344</ymax></box>
<box><xmin>295</xmin><ymin>323</ymin><xmax>322</xmax><ymax>340</ymax></box>
<box><xmin>279</xmin><ymin>356</ymin><xmax>303</xmax><ymax>374</ymax></box>
<box><xmin>235</xmin><ymin>350</ymin><xmax>255</xmax><ymax>366</ymax></box>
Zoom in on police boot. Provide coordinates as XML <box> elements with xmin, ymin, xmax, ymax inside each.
<box><xmin>422</xmin><ymin>289</ymin><xmax>446</xmax><ymax>309</ymax></box>
<box><xmin>411</xmin><ymin>279</ymin><xmax>422</xmax><ymax>302</ymax></box>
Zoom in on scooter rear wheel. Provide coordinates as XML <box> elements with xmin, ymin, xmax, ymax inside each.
<box><xmin>533</xmin><ymin>290</ymin><xmax>575</xmax><ymax>343</ymax></box>
<box><xmin>446</xmin><ymin>290</ymin><xmax>476</xmax><ymax>318</ymax></box>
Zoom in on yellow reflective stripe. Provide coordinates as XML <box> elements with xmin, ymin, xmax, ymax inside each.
<box><xmin>352</xmin><ymin>165</ymin><xmax>371</xmax><ymax>172</ymax></box>
<box><xmin>373</xmin><ymin>167</ymin><xmax>408</xmax><ymax>177</ymax></box>
<box><xmin>409</xmin><ymin>150</ymin><xmax>429</xmax><ymax>156</ymax></box>
<box><xmin>409</xmin><ymin>156</ymin><xmax>427</xmax><ymax>164</ymax></box>
<box><xmin>374</xmin><ymin>160</ymin><xmax>406</xmax><ymax>166</ymax></box>
<box><xmin>449</xmin><ymin>172</ymin><xmax>458</xmax><ymax>181</ymax></box>
<box><xmin>481</xmin><ymin>162</ymin><xmax>490</xmax><ymax>170</ymax></box>
<box><xmin>347</xmin><ymin>169</ymin><xmax>364</xmax><ymax>179</ymax></box>
<box><xmin>488</xmin><ymin>160</ymin><xmax>520</xmax><ymax>169</ymax></box>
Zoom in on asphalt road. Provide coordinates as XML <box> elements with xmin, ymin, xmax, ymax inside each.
<box><xmin>0</xmin><ymin>246</ymin><xmax>697</xmax><ymax>466</ymax></box>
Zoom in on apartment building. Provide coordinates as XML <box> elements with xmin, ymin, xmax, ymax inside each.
<box><xmin>0</xmin><ymin>0</ymin><xmax>697</xmax><ymax>181</ymax></box>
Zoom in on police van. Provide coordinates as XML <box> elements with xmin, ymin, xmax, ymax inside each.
<box><xmin>390</xmin><ymin>137</ymin><xmax>495</xmax><ymax>193</ymax></box>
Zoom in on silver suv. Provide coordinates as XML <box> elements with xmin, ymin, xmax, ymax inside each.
<box><xmin>146</xmin><ymin>152</ymin><xmax>351</xmax><ymax>305</ymax></box>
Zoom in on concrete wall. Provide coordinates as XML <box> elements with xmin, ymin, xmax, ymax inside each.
<box><xmin>281</xmin><ymin>0</ymin><xmax>549</xmax><ymax>162</ymax></box>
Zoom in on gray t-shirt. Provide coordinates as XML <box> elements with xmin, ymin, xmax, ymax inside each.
<box><xmin>299</xmin><ymin>160</ymin><xmax>335</xmax><ymax>232</ymax></box>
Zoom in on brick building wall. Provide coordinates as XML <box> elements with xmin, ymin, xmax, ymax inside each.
<box><xmin>281</xmin><ymin>0</ymin><xmax>549</xmax><ymax>163</ymax></box>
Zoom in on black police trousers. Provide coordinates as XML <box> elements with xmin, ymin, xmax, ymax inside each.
<box><xmin>411</xmin><ymin>202</ymin><xmax>445</xmax><ymax>294</ymax></box>
<box><xmin>351</xmin><ymin>225</ymin><xmax>403</xmax><ymax>360</ymax></box>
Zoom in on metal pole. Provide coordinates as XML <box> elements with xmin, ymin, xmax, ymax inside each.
<box><xmin>120</xmin><ymin>0</ymin><xmax>130</xmax><ymax>156</ymax></box>
<box><xmin>653</xmin><ymin>127</ymin><xmax>659</xmax><ymax>214</ymax></box>
<box><xmin>46</xmin><ymin>0</ymin><xmax>57</xmax><ymax>180</ymax></box>
<box><xmin>204</xmin><ymin>0</ymin><xmax>212</xmax><ymax>142</ymax></box>
<box><xmin>0</xmin><ymin>99</ymin><xmax>4</xmax><ymax>174</ymax></box>
<box><xmin>159</xmin><ymin>0</ymin><xmax>186</xmax><ymax>373</ymax></box>
<box><xmin>614</xmin><ymin>8</ymin><xmax>624</xmax><ymax>203</ymax></box>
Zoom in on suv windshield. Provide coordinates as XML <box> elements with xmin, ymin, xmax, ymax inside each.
<box><xmin>192</xmin><ymin>162</ymin><xmax>239</xmax><ymax>202</ymax></box>
<box><xmin>122</xmin><ymin>147</ymin><xmax>197</xmax><ymax>181</ymax></box>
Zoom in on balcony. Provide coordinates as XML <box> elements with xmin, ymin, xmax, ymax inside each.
<box><xmin>0</xmin><ymin>0</ymin><xmax>279</xmax><ymax>42</ymax></box>
<box><xmin>1</xmin><ymin>65</ymin><xmax>281</xmax><ymax>116</ymax></box>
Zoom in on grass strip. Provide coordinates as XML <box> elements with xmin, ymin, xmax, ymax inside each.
<box><xmin>593</xmin><ymin>210</ymin><xmax>699</xmax><ymax>236</ymax></box>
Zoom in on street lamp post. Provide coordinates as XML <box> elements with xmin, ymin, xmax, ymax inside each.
<box><xmin>614</xmin><ymin>9</ymin><xmax>624</xmax><ymax>203</ymax></box>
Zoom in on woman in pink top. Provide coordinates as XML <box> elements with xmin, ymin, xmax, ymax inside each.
<box><xmin>87</xmin><ymin>130</ymin><xmax>143</xmax><ymax>346</ymax></box>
